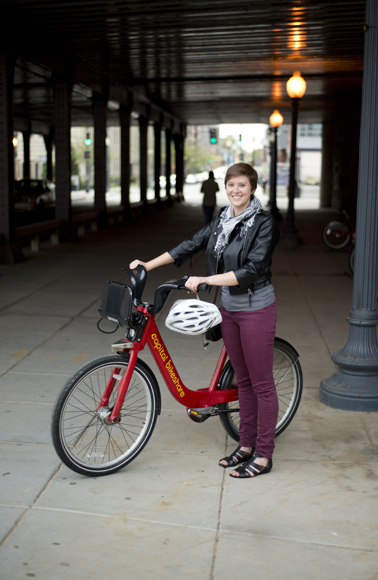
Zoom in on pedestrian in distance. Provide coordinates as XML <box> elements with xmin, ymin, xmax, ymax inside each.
<box><xmin>130</xmin><ymin>162</ymin><xmax>280</xmax><ymax>479</ymax></box>
<box><xmin>200</xmin><ymin>170</ymin><xmax>219</xmax><ymax>224</ymax></box>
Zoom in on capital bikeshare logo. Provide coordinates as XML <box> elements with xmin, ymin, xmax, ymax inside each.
<box><xmin>151</xmin><ymin>334</ymin><xmax>185</xmax><ymax>398</ymax></box>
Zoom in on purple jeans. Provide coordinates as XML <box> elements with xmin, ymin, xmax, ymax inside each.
<box><xmin>220</xmin><ymin>302</ymin><xmax>278</xmax><ymax>458</ymax></box>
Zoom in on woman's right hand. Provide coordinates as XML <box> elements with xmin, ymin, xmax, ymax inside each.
<box><xmin>129</xmin><ymin>259</ymin><xmax>148</xmax><ymax>270</ymax></box>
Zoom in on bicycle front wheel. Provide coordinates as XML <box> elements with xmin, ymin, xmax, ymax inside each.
<box><xmin>322</xmin><ymin>220</ymin><xmax>351</xmax><ymax>249</ymax></box>
<box><xmin>51</xmin><ymin>355</ymin><xmax>160</xmax><ymax>476</ymax></box>
<box><xmin>217</xmin><ymin>338</ymin><xmax>303</xmax><ymax>442</ymax></box>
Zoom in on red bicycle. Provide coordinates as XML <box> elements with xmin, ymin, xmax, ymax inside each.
<box><xmin>51</xmin><ymin>266</ymin><xmax>303</xmax><ymax>476</ymax></box>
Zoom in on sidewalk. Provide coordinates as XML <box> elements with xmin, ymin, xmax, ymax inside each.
<box><xmin>1</xmin><ymin>195</ymin><xmax>377</xmax><ymax>580</ymax></box>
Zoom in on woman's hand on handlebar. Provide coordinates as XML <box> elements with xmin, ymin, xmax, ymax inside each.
<box><xmin>129</xmin><ymin>259</ymin><xmax>149</xmax><ymax>270</ymax></box>
<box><xmin>185</xmin><ymin>276</ymin><xmax>208</xmax><ymax>293</ymax></box>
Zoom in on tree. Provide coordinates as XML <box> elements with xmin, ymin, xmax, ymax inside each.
<box><xmin>184</xmin><ymin>141</ymin><xmax>223</xmax><ymax>174</ymax></box>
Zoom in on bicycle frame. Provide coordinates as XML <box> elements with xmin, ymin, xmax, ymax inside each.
<box><xmin>97</xmin><ymin>304</ymin><xmax>238</xmax><ymax>424</ymax></box>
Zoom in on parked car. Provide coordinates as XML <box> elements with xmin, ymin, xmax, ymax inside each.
<box><xmin>14</xmin><ymin>179</ymin><xmax>56</xmax><ymax>211</ymax></box>
<box><xmin>185</xmin><ymin>174</ymin><xmax>198</xmax><ymax>184</ymax></box>
<box><xmin>152</xmin><ymin>175</ymin><xmax>176</xmax><ymax>188</ymax></box>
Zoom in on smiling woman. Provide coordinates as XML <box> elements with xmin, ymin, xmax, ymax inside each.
<box><xmin>130</xmin><ymin>162</ymin><xmax>281</xmax><ymax>480</ymax></box>
<box><xmin>224</xmin><ymin>164</ymin><xmax>258</xmax><ymax>215</ymax></box>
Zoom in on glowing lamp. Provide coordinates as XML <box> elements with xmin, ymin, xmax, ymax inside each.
<box><xmin>269</xmin><ymin>110</ymin><xmax>284</xmax><ymax>128</ymax></box>
<box><xmin>12</xmin><ymin>136</ymin><xmax>18</xmax><ymax>147</ymax></box>
<box><xmin>286</xmin><ymin>71</ymin><xmax>307</xmax><ymax>99</ymax></box>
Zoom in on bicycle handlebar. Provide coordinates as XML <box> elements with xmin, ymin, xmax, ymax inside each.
<box><xmin>148</xmin><ymin>278</ymin><xmax>209</xmax><ymax>314</ymax></box>
<box><xmin>123</xmin><ymin>265</ymin><xmax>209</xmax><ymax>315</ymax></box>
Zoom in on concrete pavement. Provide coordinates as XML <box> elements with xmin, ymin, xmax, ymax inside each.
<box><xmin>1</xmin><ymin>191</ymin><xmax>377</xmax><ymax>579</ymax></box>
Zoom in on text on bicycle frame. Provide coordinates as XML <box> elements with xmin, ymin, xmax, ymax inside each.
<box><xmin>151</xmin><ymin>333</ymin><xmax>185</xmax><ymax>398</ymax></box>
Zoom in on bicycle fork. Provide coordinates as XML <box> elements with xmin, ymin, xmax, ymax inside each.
<box><xmin>96</xmin><ymin>349</ymin><xmax>139</xmax><ymax>424</ymax></box>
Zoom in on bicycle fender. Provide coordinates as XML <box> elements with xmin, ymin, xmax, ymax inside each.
<box><xmin>116</xmin><ymin>353</ymin><xmax>162</xmax><ymax>416</ymax></box>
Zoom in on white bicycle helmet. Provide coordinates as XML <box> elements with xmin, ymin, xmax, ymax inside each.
<box><xmin>165</xmin><ymin>299</ymin><xmax>222</xmax><ymax>335</ymax></box>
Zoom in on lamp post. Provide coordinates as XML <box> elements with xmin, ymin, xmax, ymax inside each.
<box><xmin>269</xmin><ymin>109</ymin><xmax>283</xmax><ymax>221</ymax></box>
<box><xmin>281</xmin><ymin>71</ymin><xmax>306</xmax><ymax>247</ymax></box>
<box><xmin>320</xmin><ymin>0</ymin><xmax>378</xmax><ymax>411</ymax></box>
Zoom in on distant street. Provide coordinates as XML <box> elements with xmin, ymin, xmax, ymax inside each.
<box><xmin>15</xmin><ymin>180</ymin><xmax>321</xmax><ymax>226</ymax></box>
<box><xmin>71</xmin><ymin>181</ymin><xmax>321</xmax><ymax>212</ymax></box>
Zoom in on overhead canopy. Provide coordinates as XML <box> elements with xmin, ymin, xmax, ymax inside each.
<box><xmin>1</xmin><ymin>0</ymin><xmax>365</xmax><ymax>128</ymax></box>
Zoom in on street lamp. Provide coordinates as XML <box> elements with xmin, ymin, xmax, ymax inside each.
<box><xmin>282</xmin><ymin>71</ymin><xmax>306</xmax><ymax>246</ymax></box>
<box><xmin>269</xmin><ymin>109</ymin><xmax>283</xmax><ymax>221</ymax></box>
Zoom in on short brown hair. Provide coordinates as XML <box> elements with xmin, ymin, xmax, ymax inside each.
<box><xmin>224</xmin><ymin>163</ymin><xmax>258</xmax><ymax>192</ymax></box>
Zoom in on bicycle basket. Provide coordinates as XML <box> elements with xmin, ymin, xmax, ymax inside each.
<box><xmin>99</xmin><ymin>281</ymin><xmax>133</xmax><ymax>327</ymax></box>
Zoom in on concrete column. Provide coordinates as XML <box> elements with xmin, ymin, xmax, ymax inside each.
<box><xmin>331</xmin><ymin>114</ymin><xmax>360</xmax><ymax>214</ymax></box>
<box><xmin>22</xmin><ymin>129</ymin><xmax>31</xmax><ymax>178</ymax></box>
<box><xmin>320</xmin><ymin>0</ymin><xmax>378</xmax><ymax>411</ymax></box>
<box><xmin>165</xmin><ymin>127</ymin><xmax>173</xmax><ymax>205</ymax></box>
<box><xmin>139</xmin><ymin>115</ymin><xmax>148</xmax><ymax>210</ymax></box>
<box><xmin>119</xmin><ymin>105</ymin><xmax>131</xmax><ymax>218</ymax></box>
<box><xmin>320</xmin><ymin>122</ymin><xmax>333</xmax><ymax>208</ymax></box>
<box><xmin>174</xmin><ymin>133</ymin><xmax>184</xmax><ymax>202</ymax></box>
<box><xmin>54</xmin><ymin>80</ymin><xmax>72</xmax><ymax>231</ymax></box>
<box><xmin>0</xmin><ymin>53</ymin><xmax>21</xmax><ymax>263</ymax></box>
<box><xmin>154</xmin><ymin>121</ymin><xmax>162</xmax><ymax>206</ymax></box>
<box><xmin>93</xmin><ymin>92</ymin><xmax>107</xmax><ymax>220</ymax></box>
<box><xmin>43</xmin><ymin>126</ymin><xmax>54</xmax><ymax>181</ymax></box>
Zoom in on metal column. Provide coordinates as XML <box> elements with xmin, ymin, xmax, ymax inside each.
<box><xmin>120</xmin><ymin>105</ymin><xmax>131</xmax><ymax>219</ymax></box>
<box><xmin>154</xmin><ymin>121</ymin><xmax>162</xmax><ymax>208</ymax></box>
<box><xmin>0</xmin><ymin>53</ymin><xmax>21</xmax><ymax>263</ymax></box>
<box><xmin>320</xmin><ymin>0</ymin><xmax>378</xmax><ymax>411</ymax></box>
<box><xmin>268</xmin><ymin>128</ymin><xmax>281</xmax><ymax>221</ymax></box>
<box><xmin>165</xmin><ymin>127</ymin><xmax>173</xmax><ymax>206</ymax></box>
<box><xmin>93</xmin><ymin>92</ymin><xmax>107</xmax><ymax>222</ymax></box>
<box><xmin>139</xmin><ymin>115</ymin><xmax>148</xmax><ymax>211</ymax></box>
<box><xmin>54</xmin><ymin>80</ymin><xmax>72</xmax><ymax>234</ymax></box>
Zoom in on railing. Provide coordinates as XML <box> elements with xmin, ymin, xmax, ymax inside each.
<box><xmin>14</xmin><ymin>193</ymin><xmax>181</xmax><ymax>253</ymax></box>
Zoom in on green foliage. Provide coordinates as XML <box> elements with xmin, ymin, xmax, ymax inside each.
<box><xmin>184</xmin><ymin>141</ymin><xmax>222</xmax><ymax>174</ymax></box>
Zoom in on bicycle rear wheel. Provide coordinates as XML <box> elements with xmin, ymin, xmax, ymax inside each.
<box><xmin>51</xmin><ymin>355</ymin><xmax>161</xmax><ymax>476</ymax></box>
<box><xmin>217</xmin><ymin>338</ymin><xmax>303</xmax><ymax>442</ymax></box>
<box><xmin>348</xmin><ymin>246</ymin><xmax>355</xmax><ymax>274</ymax></box>
<box><xmin>322</xmin><ymin>220</ymin><xmax>351</xmax><ymax>249</ymax></box>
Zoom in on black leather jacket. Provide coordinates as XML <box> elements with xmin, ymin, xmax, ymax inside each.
<box><xmin>168</xmin><ymin>208</ymin><xmax>280</xmax><ymax>295</ymax></box>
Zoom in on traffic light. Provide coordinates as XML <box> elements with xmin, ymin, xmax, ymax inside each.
<box><xmin>85</xmin><ymin>132</ymin><xmax>92</xmax><ymax>146</ymax></box>
<box><xmin>209</xmin><ymin>128</ymin><xmax>217</xmax><ymax>144</ymax></box>
<box><xmin>238</xmin><ymin>134</ymin><xmax>242</xmax><ymax>146</ymax></box>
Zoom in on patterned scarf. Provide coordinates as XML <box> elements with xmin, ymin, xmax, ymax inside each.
<box><xmin>214</xmin><ymin>196</ymin><xmax>262</xmax><ymax>259</ymax></box>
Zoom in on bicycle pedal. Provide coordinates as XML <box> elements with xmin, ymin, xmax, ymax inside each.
<box><xmin>187</xmin><ymin>407</ymin><xmax>216</xmax><ymax>423</ymax></box>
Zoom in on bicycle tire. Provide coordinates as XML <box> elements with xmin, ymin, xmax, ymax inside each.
<box><xmin>217</xmin><ymin>338</ymin><xmax>303</xmax><ymax>442</ymax></box>
<box><xmin>51</xmin><ymin>355</ymin><xmax>161</xmax><ymax>476</ymax></box>
<box><xmin>348</xmin><ymin>247</ymin><xmax>355</xmax><ymax>274</ymax></box>
<box><xmin>322</xmin><ymin>220</ymin><xmax>351</xmax><ymax>249</ymax></box>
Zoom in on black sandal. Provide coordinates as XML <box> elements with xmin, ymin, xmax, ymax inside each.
<box><xmin>229</xmin><ymin>452</ymin><xmax>272</xmax><ymax>479</ymax></box>
<box><xmin>219</xmin><ymin>446</ymin><xmax>255</xmax><ymax>468</ymax></box>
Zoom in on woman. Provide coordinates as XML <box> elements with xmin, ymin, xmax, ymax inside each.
<box><xmin>130</xmin><ymin>162</ymin><xmax>280</xmax><ymax>479</ymax></box>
